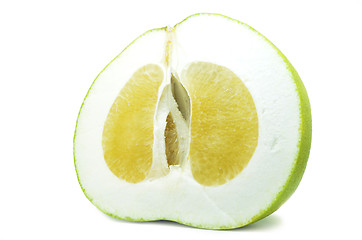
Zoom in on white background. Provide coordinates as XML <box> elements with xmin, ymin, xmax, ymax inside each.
<box><xmin>1</xmin><ymin>0</ymin><xmax>361</xmax><ymax>239</ymax></box>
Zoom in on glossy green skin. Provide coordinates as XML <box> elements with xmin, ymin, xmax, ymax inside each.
<box><xmin>74</xmin><ymin>13</ymin><xmax>312</xmax><ymax>229</ymax></box>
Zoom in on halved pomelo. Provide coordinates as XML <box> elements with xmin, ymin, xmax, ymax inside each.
<box><xmin>74</xmin><ymin>13</ymin><xmax>312</xmax><ymax>229</ymax></box>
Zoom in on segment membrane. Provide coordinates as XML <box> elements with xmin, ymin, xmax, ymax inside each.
<box><xmin>182</xmin><ymin>62</ymin><xmax>259</xmax><ymax>186</ymax></box>
<box><xmin>102</xmin><ymin>64</ymin><xmax>163</xmax><ymax>183</ymax></box>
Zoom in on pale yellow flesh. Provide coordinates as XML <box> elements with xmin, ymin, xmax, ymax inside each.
<box><xmin>183</xmin><ymin>62</ymin><xmax>258</xmax><ymax>186</ymax></box>
<box><xmin>102</xmin><ymin>64</ymin><xmax>163</xmax><ymax>183</ymax></box>
<box><xmin>102</xmin><ymin>62</ymin><xmax>258</xmax><ymax>186</ymax></box>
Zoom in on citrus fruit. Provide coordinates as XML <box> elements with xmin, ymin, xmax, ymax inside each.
<box><xmin>74</xmin><ymin>13</ymin><xmax>312</xmax><ymax>229</ymax></box>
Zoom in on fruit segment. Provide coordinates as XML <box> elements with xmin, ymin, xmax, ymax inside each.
<box><xmin>102</xmin><ymin>64</ymin><xmax>163</xmax><ymax>183</ymax></box>
<box><xmin>182</xmin><ymin>62</ymin><xmax>259</xmax><ymax>186</ymax></box>
<box><xmin>102</xmin><ymin>60</ymin><xmax>259</xmax><ymax>186</ymax></box>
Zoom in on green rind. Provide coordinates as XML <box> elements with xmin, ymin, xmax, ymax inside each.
<box><xmin>73</xmin><ymin>13</ymin><xmax>312</xmax><ymax>230</ymax></box>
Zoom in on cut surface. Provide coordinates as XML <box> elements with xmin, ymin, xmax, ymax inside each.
<box><xmin>182</xmin><ymin>62</ymin><xmax>258</xmax><ymax>186</ymax></box>
<box><xmin>102</xmin><ymin>64</ymin><xmax>163</xmax><ymax>183</ymax></box>
<box><xmin>74</xmin><ymin>13</ymin><xmax>311</xmax><ymax>230</ymax></box>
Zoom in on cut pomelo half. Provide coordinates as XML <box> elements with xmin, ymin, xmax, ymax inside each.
<box><xmin>74</xmin><ymin>13</ymin><xmax>312</xmax><ymax>229</ymax></box>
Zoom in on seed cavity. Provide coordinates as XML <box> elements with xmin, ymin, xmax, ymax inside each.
<box><xmin>165</xmin><ymin>113</ymin><xmax>180</xmax><ymax>166</ymax></box>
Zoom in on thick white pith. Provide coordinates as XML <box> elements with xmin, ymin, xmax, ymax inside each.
<box><xmin>74</xmin><ymin>14</ymin><xmax>301</xmax><ymax>228</ymax></box>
